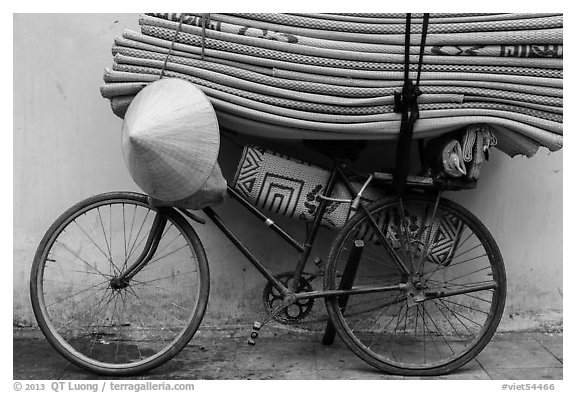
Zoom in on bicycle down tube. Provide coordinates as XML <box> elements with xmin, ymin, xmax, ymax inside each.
<box><xmin>202</xmin><ymin>159</ymin><xmax>341</xmax><ymax>296</ymax></box>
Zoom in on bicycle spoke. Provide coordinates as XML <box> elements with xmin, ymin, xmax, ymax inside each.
<box><xmin>392</xmin><ymin>301</ymin><xmax>408</xmax><ymax>334</ymax></box>
<box><xmin>421</xmin><ymin>303</ymin><xmax>454</xmax><ymax>356</ymax></box>
<box><xmin>397</xmin><ymin>200</ymin><xmax>416</xmax><ymax>271</ymax></box>
<box><xmin>130</xmin><ymin>271</ymin><xmax>197</xmax><ymax>286</ymax></box>
<box><xmin>111</xmin><ymin>290</ymin><xmax>126</xmax><ymax>363</ymax></box>
<box><xmin>128</xmin><ymin>282</ymin><xmax>189</xmax><ymax>312</ymax></box>
<box><xmin>129</xmin><ymin>279</ymin><xmax>196</xmax><ymax>300</ymax></box>
<box><xmin>442</xmin><ymin>266</ymin><xmax>493</xmax><ymax>284</ymax></box>
<box><xmin>451</xmin><ymin>242</ymin><xmax>485</xmax><ymax>261</ymax></box>
<box><xmin>55</xmin><ymin>240</ymin><xmax>110</xmax><ymax>279</ymax></box>
<box><xmin>326</xmin><ymin>195</ymin><xmax>505</xmax><ymax>373</ymax></box>
<box><xmin>123</xmin><ymin>204</ymin><xmax>128</xmax><ymax>271</ymax></box>
<box><xmin>126</xmin><ymin>204</ymin><xmax>138</xmax><ymax>260</ymax></box>
<box><xmin>141</xmin><ymin>244</ymin><xmax>190</xmax><ymax>271</ymax></box>
<box><xmin>437</xmin><ymin>298</ymin><xmax>480</xmax><ymax>331</ymax></box>
<box><xmin>440</xmin><ymin>298</ymin><xmax>491</xmax><ymax>315</ymax></box>
<box><xmin>126</xmin><ymin>286</ymin><xmax>185</xmax><ymax>335</ymax></box>
<box><xmin>71</xmin><ymin>219</ymin><xmax>112</xmax><ymax>265</ymax></box>
<box><xmin>344</xmin><ymin>246</ymin><xmax>397</xmax><ymax>270</ymax></box>
<box><xmin>129</xmin><ymin>286</ymin><xmax>187</xmax><ymax>326</ymax></box>
<box><xmin>415</xmin><ymin>193</ymin><xmax>441</xmax><ymax>275</ymax></box>
<box><xmin>87</xmin><ymin>289</ymin><xmax>122</xmax><ymax>356</ymax></box>
<box><xmin>421</xmin><ymin>304</ymin><xmax>426</xmax><ymax>363</ymax></box>
<box><xmin>344</xmin><ymin>293</ymin><xmax>406</xmax><ymax>317</ymax></box>
<box><xmin>96</xmin><ymin>207</ymin><xmax>112</xmax><ymax>263</ymax></box>
<box><xmin>32</xmin><ymin>195</ymin><xmax>208</xmax><ymax>374</ymax></box>
<box><xmin>44</xmin><ymin>279</ymin><xmax>110</xmax><ymax>308</ymax></box>
<box><xmin>149</xmin><ymin>223</ymin><xmax>178</xmax><ymax>257</ymax></box>
<box><xmin>44</xmin><ymin>265</ymin><xmax>110</xmax><ymax>277</ymax></box>
<box><xmin>121</xmin><ymin>290</ymin><xmax>146</xmax><ymax>361</ymax></box>
<box><xmin>126</xmin><ymin>210</ymin><xmax>151</xmax><ymax>262</ymax></box>
<box><xmin>424</xmin><ymin>252</ymin><xmax>489</xmax><ymax>281</ymax></box>
<box><xmin>359</xmin><ymin>295</ymin><xmax>404</xmax><ymax>352</ymax></box>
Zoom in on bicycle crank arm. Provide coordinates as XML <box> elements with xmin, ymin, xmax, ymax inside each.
<box><xmin>248</xmin><ymin>294</ymin><xmax>298</xmax><ymax>345</ymax></box>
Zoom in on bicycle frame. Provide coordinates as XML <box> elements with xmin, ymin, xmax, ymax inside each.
<box><xmin>115</xmin><ymin>159</ymin><xmax>410</xmax><ymax>302</ymax></box>
<box><xmin>197</xmin><ymin>159</ymin><xmax>411</xmax><ymax>301</ymax></box>
<box><xmin>117</xmin><ymin>157</ymin><xmax>495</xmax><ymax>306</ymax></box>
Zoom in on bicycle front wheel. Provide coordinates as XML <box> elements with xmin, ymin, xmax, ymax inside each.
<box><xmin>324</xmin><ymin>194</ymin><xmax>506</xmax><ymax>375</ymax></box>
<box><xmin>30</xmin><ymin>192</ymin><xmax>209</xmax><ymax>375</ymax></box>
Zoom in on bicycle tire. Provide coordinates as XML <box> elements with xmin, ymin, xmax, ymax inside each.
<box><xmin>30</xmin><ymin>192</ymin><xmax>210</xmax><ymax>375</ymax></box>
<box><xmin>324</xmin><ymin>194</ymin><xmax>506</xmax><ymax>375</ymax></box>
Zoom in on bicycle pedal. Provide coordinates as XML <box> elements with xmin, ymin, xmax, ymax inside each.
<box><xmin>247</xmin><ymin>329</ymin><xmax>259</xmax><ymax>345</ymax></box>
<box><xmin>247</xmin><ymin>321</ymin><xmax>262</xmax><ymax>345</ymax></box>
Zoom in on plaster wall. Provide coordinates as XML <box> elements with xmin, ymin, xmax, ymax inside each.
<box><xmin>13</xmin><ymin>14</ymin><xmax>562</xmax><ymax>331</ymax></box>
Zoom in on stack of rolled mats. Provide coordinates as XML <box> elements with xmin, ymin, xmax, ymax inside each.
<box><xmin>101</xmin><ymin>13</ymin><xmax>563</xmax><ymax>157</ymax></box>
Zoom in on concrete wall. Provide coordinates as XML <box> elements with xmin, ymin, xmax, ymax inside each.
<box><xmin>13</xmin><ymin>14</ymin><xmax>562</xmax><ymax>331</ymax></box>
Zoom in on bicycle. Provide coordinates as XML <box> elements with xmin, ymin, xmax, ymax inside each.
<box><xmin>29</xmin><ymin>141</ymin><xmax>506</xmax><ymax>377</ymax></box>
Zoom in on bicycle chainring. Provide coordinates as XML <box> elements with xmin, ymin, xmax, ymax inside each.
<box><xmin>262</xmin><ymin>272</ymin><xmax>316</xmax><ymax>325</ymax></box>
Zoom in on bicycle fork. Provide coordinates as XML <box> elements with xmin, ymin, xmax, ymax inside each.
<box><xmin>110</xmin><ymin>208</ymin><xmax>168</xmax><ymax>290</ymax></box>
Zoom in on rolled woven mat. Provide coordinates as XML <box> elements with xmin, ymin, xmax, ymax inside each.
<box><xmin>185</xmin><ymin>13</ymin><xmax>563</xmax><ymax>45</ymax></box>
<box><xmin>104</xmin><ymin>61</ymin><xmax>562</xmax><ymax>99</ymax></box>
<box><xmin>120</xmin><ymin>30</ymin><xmax>563</xmax><ymax>81</ymax></box>
<box><xmin>141</xmin><ymin>15</ymin><xmax>562</xmax><ymax>67</ymax></box>
<box><xmin>329</xmin><ymin>13</ymin><xmax>498</xmax><ymax>18</ymax></box>
<box><xmin>211</xmin><ymin>110</ymin><xmax>562</xmax><ymax>151</ymax></box>
<box><xmin>110</xmin><ymin>94</ymin><xmax>558</xmax><ymax>157</ymax></box>
<box><xmin>271</xmin><ymin>68</ymin><xmax>563</xmax><ymax>90</ymax></box>
<box><xmin>105</xmin><ymin>65</ymin><xmax>562</xmax><ymax>124</ymax></box>
<box><xmin>115</xmin><ymin>36</ymin><xmax>275</xmax><ymax>76</ymax></box>
<box><xmin>140</xmin><ymin>25</ymin><xmax>564</xmax><ymax>76</ymax></box>
<box><xmin>291</xmin><ymin>13</ymin><xmax>561</xmax><ymax>25</ymax></box>
<box><xmin>151</xmin><ymin>13</ymin><xmax>563</xmax><ymax>58</ymax></box>
<box><xmin>109</xmin><ymin>84</ymin><xmax>562</xmax><ymax>138</ymax></box>
<box><xmin>109</xmin><ymin>51</ymin><xmax>561</xmax><ymax>108</ymax></box>
<box><xmin>110</xmin><ymin>63</ymin><xmax>466</xmax><ymax>114</ymax></box>
<box><xmin>102</xmin><ymin>13</ymin><xmax>563</xmax><ymax>156</ymax></box>
<box><xmin>107</xmin><ymin>84</ymin><xmax>561</xmax><ymax>123</ymax></box>
<box><xmin>114</xmin><ymin>35</ymin><xmax>562</xmax><ymax>90</ymax></box>
<box><xmin>107</xmin><ymin>81</ymin><xmax>561</xmax><ymax>128</ymax></box>
<box><xmin>228</xmin><ymin>13</ymin><xmax>562</xmax><ymax>35</ymax></box>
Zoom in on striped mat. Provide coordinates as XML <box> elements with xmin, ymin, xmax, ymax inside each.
<box><xmin>101</xmin><ymin>13</ymin><xmax>563</xmax><ymax>157</ymax></box>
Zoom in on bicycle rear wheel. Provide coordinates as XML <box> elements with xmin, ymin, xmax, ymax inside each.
<box><xmin>30</xmin><ymin>192</ymin><xmax>209</xmax><ymax>375</ymax></box>
<box><xmin>324</xmin><ymin>194</ymin><xmax>506</xmax><ymax>375</ymax></box>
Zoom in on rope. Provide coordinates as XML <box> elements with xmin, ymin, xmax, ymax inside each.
<box><xmin>160</xmin><ymin>13</ymin><xmax>186</xmax><ymax>79</ymax></box>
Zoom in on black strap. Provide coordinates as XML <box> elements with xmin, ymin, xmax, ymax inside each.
<box><xmin>392</xmin><ymin>13</ymin><xmax>430</xmax><ymax>196</ymax></box>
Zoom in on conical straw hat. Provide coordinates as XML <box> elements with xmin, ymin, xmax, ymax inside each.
<box><xmin>122</xmin><ymin>78</ymin><xmax>220</xmax><ymax>201</ymax></box>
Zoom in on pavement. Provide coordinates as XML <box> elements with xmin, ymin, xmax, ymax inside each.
<box><xmin>13</xmin><ymin>325</ymin><xmax>562</xmax><ymax>380</ymax></box>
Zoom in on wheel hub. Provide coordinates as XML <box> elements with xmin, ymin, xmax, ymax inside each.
<box><xmin>405</xmin><ymin>276</ymin><xmax>427</xmax><ymax>306</ymax></box>
<box><xmin>110</xmin><ymin>277</ymin><xmax>129</xmax><ymax>290</ymax></box>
